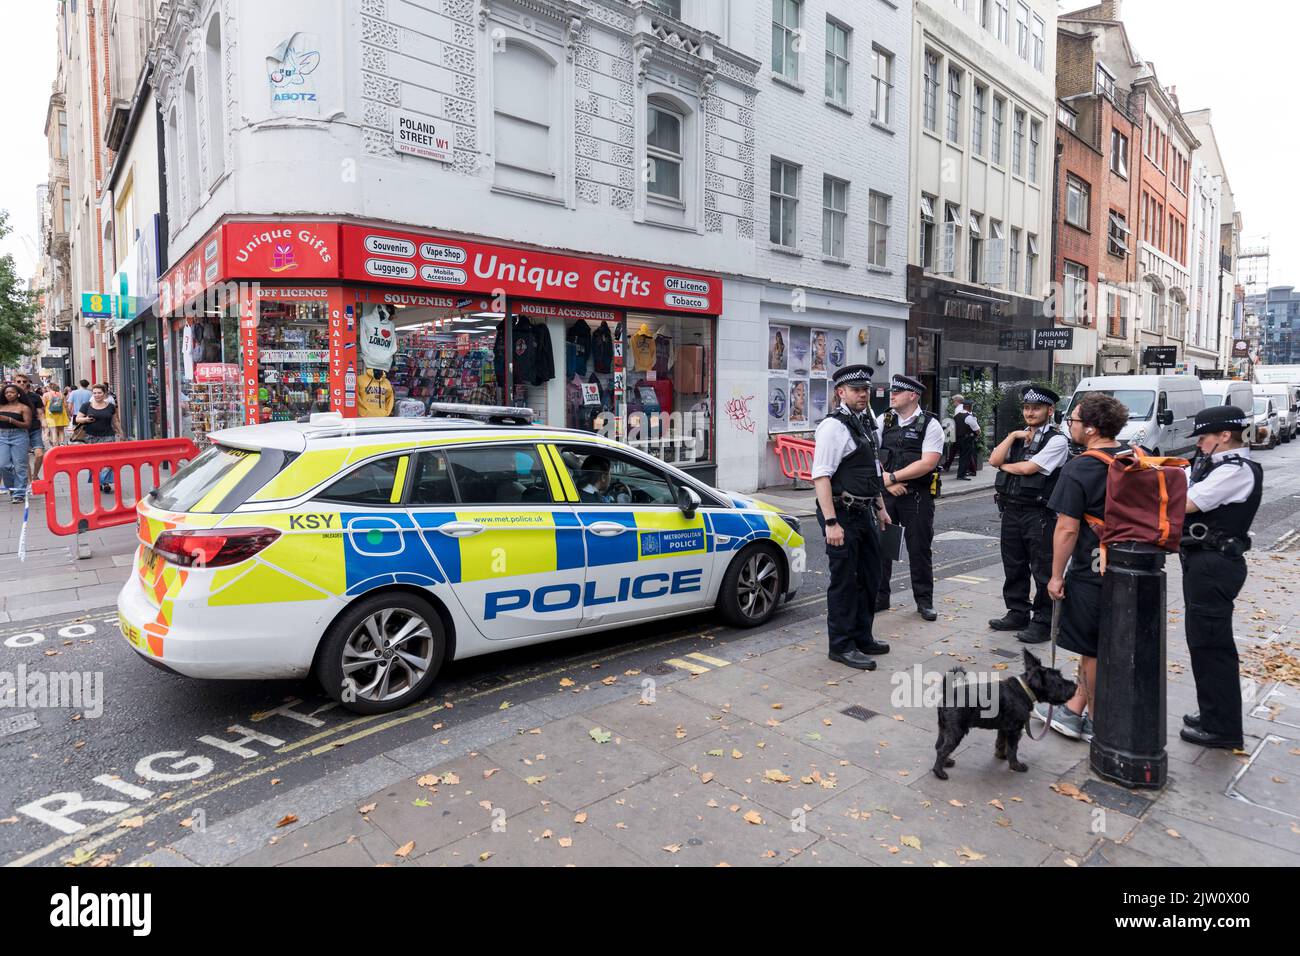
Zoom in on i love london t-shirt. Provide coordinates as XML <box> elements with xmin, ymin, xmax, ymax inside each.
<box><xmin>361</xmin><ymin>306</ymin><xmax>397</xmax><ymax>372</ymax></box>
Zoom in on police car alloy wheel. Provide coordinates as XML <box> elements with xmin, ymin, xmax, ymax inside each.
<box><xmin>316</xmin><ymin>593</ymin><xmax>446</xmax><ymax>714</ymax></box>
<box><xmin>718</xmin><ymin>544</ymin><xmax>783</xmax><ymax>628</ymax></box>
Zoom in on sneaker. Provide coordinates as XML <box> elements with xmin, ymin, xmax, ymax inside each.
<box><xmin>1031</xmin><ymin>702</ymin><xmax>1051</xmax><ymax>724</ymax></box>
<box><xmin>1080</xmin><ymin>715</ymin><xmax>1095</xmax><ymax>743</ymax></box>
<box><xmin>1049</xmin><ymin>705</ymin><xmax>1088</xmax><ymax>740</ymax></box>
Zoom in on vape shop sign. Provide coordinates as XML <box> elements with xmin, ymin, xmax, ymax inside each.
<box><xmin>394</xmin><ymin>110</ymin><xmax>452</xmax><ymax>163</ymax></box>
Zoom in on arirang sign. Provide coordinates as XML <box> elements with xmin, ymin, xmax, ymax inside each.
<box><xmin>1033</xmin><ymin>327</ymin><xmax>1075</xmax><ymax>350</ymax></box>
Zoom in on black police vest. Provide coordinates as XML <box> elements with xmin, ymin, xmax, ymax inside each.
<box><xmin>827</xmin><ymin>410</ymin><xmax>883</xmax><ymax>499</ymax></box>
<box><xmin>1190</xmin><ymin>455</ymin><xmax>1262</xmax><ymax>541</ymax></box>
<box><xmin>994</xmin><ymin>425</ymin><xmax>1065</xmax><ymax>505</ymax></box>
<box><xmin>879</xmin><ymin>411</ymin><xmax>936</xmax><ymax>493</ymax></box>
<box><xmin>955</xmin><ymin>411</ymin><xmax>976</xmax><ymax>440</ymax></box>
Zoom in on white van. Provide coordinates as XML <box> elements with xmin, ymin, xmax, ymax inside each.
<box><xmin>1200</xmin><ymin>379</ymin><xmax>1257</xmax><ymax>446</ymax></box>
<box><xmin>1254</xmin><ymin>384</ymin><xmax>1296</xmax><ymax>442</ymax></box>
<box><xmin>1068</xmin><ymin>375</ymin><xmax>1204</xmax><ymax>457</ymax></box>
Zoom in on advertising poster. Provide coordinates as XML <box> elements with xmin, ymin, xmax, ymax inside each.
<box><xmin>768</xmin><ymin>324</ymin><xmax>789</xmax><ymax>372</ymax></box>
<box><xmin>810</xmin><ymin>378</ymin><xmax>828</xmax><ymax>420</ymax></box>
<box><xmin>829</xmin><ymin>333</ymin><xmax>846</xmax><ymax>369</ymax></box>
<box><xmin>768</xmin><ymin>376</ymin><xmax>788</xmax><ymax>431</ymax></box>
<box><xmin>789</xmin><ymin>326</ymin><xmax>810</xmax><ymax>377</ymax></box>
<box><xmin>810</xmin><ymin>328</ymin><xmax>829</xmax><ymax>378</ymax></box>
<box><xmin>788</xmin><ymin>378</ymin><xmax>809</xmax><ymax>429</ymax></box>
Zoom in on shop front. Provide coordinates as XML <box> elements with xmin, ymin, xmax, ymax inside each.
<box><xmin>906</xmin><ymin>266</ymin><xmax>1051</xmax><ymax>421</ymax></box>
<box><xmin>158</xmin><ymin>219</ymin><xmax>723</xmax><ymax>482</ymax></box>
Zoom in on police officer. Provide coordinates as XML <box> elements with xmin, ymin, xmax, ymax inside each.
<box><xmin>876</xmin><ymin>374</ymin><xmax>945</xmax><ymax>621</ymax></box>
<box><xmin>811</xmin><ymin>365</ymin><xmax>893</xmax><ymax>670</ymax></box>
<box><xmin>1179</xmin><ymin>404</ymin><xmax>1262</xmax><ymax>750</ymax></box>
<box><xmin>988</xmin><ymin>385</ymin><xmax>1069</xmax><ymax>644</ymax></box>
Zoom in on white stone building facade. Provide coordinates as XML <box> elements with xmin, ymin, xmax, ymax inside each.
<box><xmin>148</xmin><ymin>0</ymin><xmax>913</xmax><ymax>492</ymax></box>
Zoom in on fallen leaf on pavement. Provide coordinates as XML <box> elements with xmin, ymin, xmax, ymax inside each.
<box><xmin>675</xmin><ymin>726</ymin><xmax>687</xmax><ymax>739</ymax></box>
<box><xmin>478</xmin><ymin>800</ymin><xmax>493</xmax><ymax>810</ymax></box>
<box><xmin>1050</xmin><ymin>783</ymin><xmax>1093</xmax><ymax>803</ymax></box>
<box><xmin>483</xmin><ymin>768</ymin><xmax>499</xmax><ymax>779</ymax></box>
<box><xmin>706</xmin><ymin>749</ymin><xmax>724</xmax><ymax>757</ymax></box>
<box><xmin>662</xmin><ymin>843</ymin><xmax>682</xmax><ymax>854</ymax></box>
<box><xmin>417</xmin><ymin>774</ymin><xmax>439</xmax><ymax>788</ymax></box>
<box><xmin>700</xmin><ymin>772</ymin><xmax>714</xmax><ymax>784</ymax></box>
<box><xmin>948</xmin><ymin>800</ymin><xmax>965</xmax><ymax>807</ymax></box>
<box><xmin>956</xmin><ymin>846</ymin><xmax>985</xmax><ymax>861</ymax></box>
<box><xmin>394</xmin><ymin>841</ymin><xmax>415</xmax><ymax>858</ymax></box>
<box><xmin>540</xmin><ymin>829</ymin><xmax>553</xmax><ymax>839</ymax></box>
<box><xmin>1166</xmin><ymin>828</ymin><xmax>1181</xmax><ymax>839</ymax></box>
<box><xmin>479</xmin><ymin>851</ymin><xmax>493</xmax><ymax>861</ymax></box>
<box><xmin>559</xmin><ymin>678</ymin><xmax>575</xmax><ymax>687</ymax></box>
<box><xmin>601</xmin><ymin>676</ymin><xmax>618</xmax><ymax>686</ymax></box>
<box><xmin>743</xmin><ymin>810</ymin><xmax>764</xmax><ymax>825</ymax></box>
<box><xmin>358</xmin><ymin>803</ymin><xmax>376</xmax><ymax>814</ymax></box>
<box><xmin>524</xmin><ymin>775</ymin><xmax>546</xmax><ymax>785</ymax></box>
<box><xmin>558</xmin><ymin>837</ymin><xmax>573</xmax><ymax>847</ymax></box>
<box><xmin>119</xmin><ymin>817</ymin><xmax>145</xmax><ymax>829</ymax></box>
<box><xmin>589</xmin><ymin>727</ymin><xmax>612</xmax><ymax>744</ymax></box>
<box><xmin>988</xmin><ymin>799</ymin><xmax>1005</xmax><ymax>811</ymax></box>
<box><xmin>574</xmin><ymin>812</ymin><xmax>588</xmax><ymax>824</ymax></box>
<box><xmin>275</xmin><ymin>814</ymin><xmax>297</xmax><ymax>828</ymax></box>
<box><xmin>900</xmin><ymin>835</ymin><xmax>922</xmax><ymax>850</ymax></box>
<box><xmin>731</xmin><ymin>749</ymin><xmax>744</xmax><ymax>759</ymax></box>
<box><xmin>764</xmin><ymin>769</ymin><xmax>792</xmax><ymax>783</ymax></box>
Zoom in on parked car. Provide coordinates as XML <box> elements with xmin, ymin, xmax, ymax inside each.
<box><xmin>1254</xmin><ymin>384</ymin><xmax>1297</xmax><ymax>442</ymax></box>
<box><xmin>1251</xmin><ymin>396</ymin><xmax>1281</xmax><ymax>450</ymax></box>
<box><xmin>1067</xmin><ymin>374</ymin><xmax>1204</xmax><ymax>457</ymax></box>
<box><xmin>1200</xmin><ymin>379</ymin><xmax>1257</xmax><ymax>446</ymax></box>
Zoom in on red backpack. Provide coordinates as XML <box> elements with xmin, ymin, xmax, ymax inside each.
<box><xmin>1079</xmin><ymin>447</ymin><xmax>1189</xmax><ymax>572</ymax></box>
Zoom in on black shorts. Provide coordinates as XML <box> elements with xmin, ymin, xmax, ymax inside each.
<box><xmin>1057</xmin><ymin>573</ymin><xmax>1102</xmax><ymax>658</ymax></box>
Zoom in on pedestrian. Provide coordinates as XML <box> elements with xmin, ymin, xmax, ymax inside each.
<box><xmin>988</xmin><ymin>385</ymin><xmax>1069</xmax><ymax>644</ymax></box>
<box><xmin>73</xmin><ymin>384</ymin><xmax>123</xmax><ymax>493</ymax></box>
<box><xmin>12</xmin><ymin>374</ymin><xmax>45</xmax><ymax>482</ymax></box>
<box><xmin>1040</xmin><ymin>392</ymin><xmax>1129</xmax><ymax>741</ymax></box>
<box><xmin>1179</xmin><ymin>405</ymin><xmax>1261</xmax><ymax>750</ymax></box>
<box><xmin>0</xmin><ymin>384</ymin><xmax>33</xmax><ymax>504</ymax></box>
<box><xmin>43</xmin><ymin>382</ymin><xmax>70</xmax><ymax>448</ymax></box>
<box><xmin>876</xmin><ymin>374</ymin><xmax>944</xmax><ymax>621</ymax></box>
<box><xmin>952</xmin><ymin>394</ymin><xmax>981</xmax><ymax>480</ymax></box>
<box><xmin>67</xmin><ymin>379</ymin><xmax>92</xmax><ymax>418</ymax></box>
<box><xmin>811</xmin><ymin>364</ymin><xmax>893</xmax><ymax>670</ymax></box>
<box><xmin>941</xmin><ymin>413</ymin><xmax>957</xmax><ymax>471</ymax></box>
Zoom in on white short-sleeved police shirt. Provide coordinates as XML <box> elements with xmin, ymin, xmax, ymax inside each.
<box><xmin>1186</xmin><ymin>448</ymin><xmax>1258</xmax><ymax>512</ymax></box>
<box><xmin>812</xmin><ymin>414</ymin><xmax>883</xmax><ymax>480</ymax></box>
<box><xmin>876</xmin><ymin>408</ymin><xmax>945</xmax><ymax>456</ymax></box>
<box><xmin>1027</xmin><ymin>429</ymin><xmax>1070</xmax><ymax>476</ymax></box>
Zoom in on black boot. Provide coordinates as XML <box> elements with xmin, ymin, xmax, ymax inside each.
<box><xmin>1015</xmin><ymin>622</ymin><xmax>1051</xmax><ymax>644</ymax></box>
<box><xmin>988</xmin><ymin>613</ymin><xmax>1030</xmax><ymax>631</ymax></box>
<box><xmin>829</xmin><ymin>650</ymin><xmax>877</xmax><ymax>671</ymax></box>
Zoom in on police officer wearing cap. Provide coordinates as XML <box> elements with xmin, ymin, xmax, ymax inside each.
<box><xmin>876</xmin><ymin>374</ymin><xmax>945</xmax><ymax>621</ymax></box>
<box><xmin>988</xmin><ymin>385</ymin><xmax>1069</xmax><ymax>644</ymax></box>
<box><xmin>1179</xmin><ymin>404</ymin><xmax>1262</xmax><ymax>750</ymax></box>
<box><xmin>811</xmin><ymin>364</ymin><xmax>893</xmax><ymax>670</ymax></box>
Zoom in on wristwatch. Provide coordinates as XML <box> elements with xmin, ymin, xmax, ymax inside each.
<box><xmin>888</xmin><ymin>471</ymin><xmax>898</xmax><ymax>485</ymax></box>
<box><xmin>824</xmin><ymin>517</ymin><xmax>839</xmax><ymax>527</ymax></box>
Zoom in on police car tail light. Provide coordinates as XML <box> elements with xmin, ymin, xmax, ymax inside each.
<box><xmin>153</xmin><ymin>528</ymin><xmax>281</xmax><ymax>568</ymax></box>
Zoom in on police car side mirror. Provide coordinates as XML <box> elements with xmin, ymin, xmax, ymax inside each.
<box><xmin>1158</xmin><ymin>410</ymin><xmax>1174</xmax><ymax>426</ymax></box>
<box><xmin>677</xmin><ymin>486</ymin><xmax>701</xmax><ymax>519</ymax></box>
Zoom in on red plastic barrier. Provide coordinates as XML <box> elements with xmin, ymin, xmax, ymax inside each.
<box><xmin>30</xmin><ymin>438</ymin><xmax>200</xmax><ymax>535</ymax></box>
<box><xmin>774</xmin><ymin>433</ymin><xmax>815</xmax><ymax>482</ymax></box>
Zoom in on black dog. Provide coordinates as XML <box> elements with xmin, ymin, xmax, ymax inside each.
<box><xmin>931</xmin><ymin>650</ymin><xmax>1077</xmax><ymax>780</ymax></box>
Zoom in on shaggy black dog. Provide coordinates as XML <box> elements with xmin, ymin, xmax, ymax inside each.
<box><xmin>931</xmin><ymin>650</ymin><xmax>1077</xmax><ymax>780</ymax></box>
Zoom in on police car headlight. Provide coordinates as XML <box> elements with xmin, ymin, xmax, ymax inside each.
<box><xmin>778</xmin><ymin>513</ymin><xmax>801</xmax><ymax>535</ymax></box>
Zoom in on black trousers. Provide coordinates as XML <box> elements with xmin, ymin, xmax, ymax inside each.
<box><xmin>1000</xmin><ymin>503</ymin><xmax>1054</xmax><ymax>626</ymax></box>
<box><xmin>877</xmin><ymin>490</ymin><xmax>935</xmax><ymax>608</ymax></box>
<box><xmin>1181</xmin><ymin>549</ymin><xmax>1247</xmax><ymax>742</ymax></box>
<box><xmin>817</xmin><ymin>504</ymin><xmax>881</xmax><ymax>655</ymax></box>
<box><xmin>956</xmin><ymin>436</ymin><xmax>977</xmax><ymax>478</ymax></box>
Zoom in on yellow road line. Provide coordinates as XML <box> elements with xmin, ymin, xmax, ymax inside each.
<box><xmin>665</xmin><ymin>658</ymin><xmax>710</xmax><ymax>674</ymax></box>
<box><xmin>685</xmin><ymin>652</ymin><xmax>729</xmax><ymax>668</ymax></box>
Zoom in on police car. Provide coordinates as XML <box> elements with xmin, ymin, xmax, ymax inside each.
<box><xmin>117</xmin><ymin>407</ymin><xmax>805</xmax><ymax>713</ymax></box>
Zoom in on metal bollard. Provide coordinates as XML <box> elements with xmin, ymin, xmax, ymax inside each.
<box><xmin>1091</xmin><ymin>541</ymin><xmax>1168</xmax><ymax>789</ymax></box>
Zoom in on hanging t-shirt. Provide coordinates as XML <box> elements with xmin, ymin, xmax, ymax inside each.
<box><xmin>674</xmin><ymin>343</ymin><xmax>704</xmax><ymax>393</ymax></box>
<box><xmin>529</xmin><ymin>320</ymin><xmax>555</xmax><ymax>385</ymax></box>
<box><xmin>566</xmin><ymin>321</ymin><xmax>592</xmax><ymax>377</ymax></box>
<box><xmin>654</xmin><ymin>332</ymin><xmax>672</xmax><ymax>377</ymax></box>
<box><xmin>512</xmin><ymin>316</ymin><xmax>537</xmax><ymax>387</ymax></box>
<box><xmin>357</xmin><ymin>371</ymin><xmax>395</xmax><ymax>417</ymax></box>
<box><xmin>360</xmin><ymin>305</ymin><xmax>397</xmax><ymax>372</ymax></box>
<box><xmin>592</xmin><ymin>322</ymin><xmax>615</xmax><ymax>373</ymax></box>
<box><xmin>631</xmin><ymin>323</ymin><xmax>655</xmax><ymax>372</ymax></box>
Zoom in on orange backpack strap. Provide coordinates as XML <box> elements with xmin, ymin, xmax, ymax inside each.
<box><xmin>1078</xmin><ymin>450</ymin><xmax>1113</xmax><ymax>573</ymax></box>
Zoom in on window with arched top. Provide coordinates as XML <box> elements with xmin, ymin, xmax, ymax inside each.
<box><xmin>205</xmin><ymin>15</ymin><xmax>225</xmax><ymax>183</ymax></box>
<box><xmin>492</xmin><ymin>41</ymin><xmax>559</xmax><ymax>199</ymax></box>
<box><xmin>183</xmin><ymin>67</ymin><xmax>201</xmax><ymax>214</ymax></box>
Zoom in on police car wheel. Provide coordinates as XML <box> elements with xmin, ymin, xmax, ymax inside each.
<box><xmin>316</xmin><ymin>593</ymin><xmax>446</xmax><ymax>714</ymax></box>
<box><xmin>718</xmin><ymin>545</ymin><xmax>783</xmax><ymax>628</ymax></box>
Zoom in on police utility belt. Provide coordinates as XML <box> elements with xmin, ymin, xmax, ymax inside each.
<box><xmin>1181</xmin><ymin>523</ymin><xmax>1252</xmax><ymax>558</ymax></box>
<box><xmin>833</xmin><ymin>491</ymin><xmax>876</xmax><ymax>511</ymax></box>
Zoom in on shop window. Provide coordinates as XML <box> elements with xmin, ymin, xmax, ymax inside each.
<box><xmin>178</xmin><ymin>311</ymin><xmax>243</xmax><ymax>446</ymax></box>
<box><xmin>257</xmin><ymin>297</ymin><xmax>331</xmax><ymax>422</ymax></box>
<box><xmin>564</xmin><ymin>312</ymin><xmax>711</xmax><ymax>465</ymax></box>
<box><xmin>383</xmin><ymin>301</ymin><xmax>509</xmax><ymax>414</ymax></box>
<box><xmin>408</xmin><ymin>451</ymin><xmax>457</xmax><ymax>506</ymax></box>
<box><xmin>554</xmin><ymin>445</ymin><xmax>678</xmax><ymax>506</ymax></box>
<box><xmin>318</xmin><ymin>455</ymin><xmax>409</xmax><ymax>506</ymax></box>
<box><xmin>443</xmin><ymin>445</ymin><xmax>554</xmax><ymax>505</ymax></box>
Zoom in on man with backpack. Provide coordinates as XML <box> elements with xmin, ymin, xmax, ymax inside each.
<box><xmin>1179</xmin><ymin>405</ymin><xmax>1261</xmax><ymax>751</ymax></box>
<box><xmin>876</xmin><ymin>374</ymin><xmax>945</xmax><ymax>621</ymax></box>
<box><xmin>1038</xmin><ymin>392</ymin><xmax>1130</xmax><ymax>741</ymax></box>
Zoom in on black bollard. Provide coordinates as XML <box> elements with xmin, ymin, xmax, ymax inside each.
<box><xmin>1091</xmin><ymin>541</ymin><xmax>1168</xmax><ymax>789</ymax></box>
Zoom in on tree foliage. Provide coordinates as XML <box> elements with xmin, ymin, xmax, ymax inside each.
<box><xmin>0</xmin><ymin>211</ymin><xmax>40</xmax><ymax>369</ymax></box>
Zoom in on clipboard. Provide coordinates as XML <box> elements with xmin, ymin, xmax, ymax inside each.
<box><xmin>879</xmin><ymin>523</ymin><xmax>904</xmax><ymax>561</ymax></box>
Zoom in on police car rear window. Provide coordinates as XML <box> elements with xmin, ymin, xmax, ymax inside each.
<box><xmin>150</xmin><ymin>445</ymin><xmax>261</xmax><ymax>514</ymax></box>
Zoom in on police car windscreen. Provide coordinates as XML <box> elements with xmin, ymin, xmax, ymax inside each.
<box><xmin>1070</xmin><ymin>389</ymin><xmax>1155</xmax><ymax>421</ymax></box>
<box><xmin>151</xmin><ymin>445</ymin><xmax>259</xmax><ymax>513</ymax></box>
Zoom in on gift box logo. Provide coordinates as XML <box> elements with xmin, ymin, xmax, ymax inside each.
<box><xmin>269</xmin><ymin>244</ymin><xmax>299</xmax><ymax>272</ymax></box>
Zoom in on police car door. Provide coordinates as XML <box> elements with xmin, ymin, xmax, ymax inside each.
<box><xmin>408</xmin><ymin>442</ymin><xmax>585</xmax><ymax>642</ymax></box>
<box><xmin>550</xmin><ymin>443</ymin><xmax>716</xmax><ymax>626</ymax></box>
